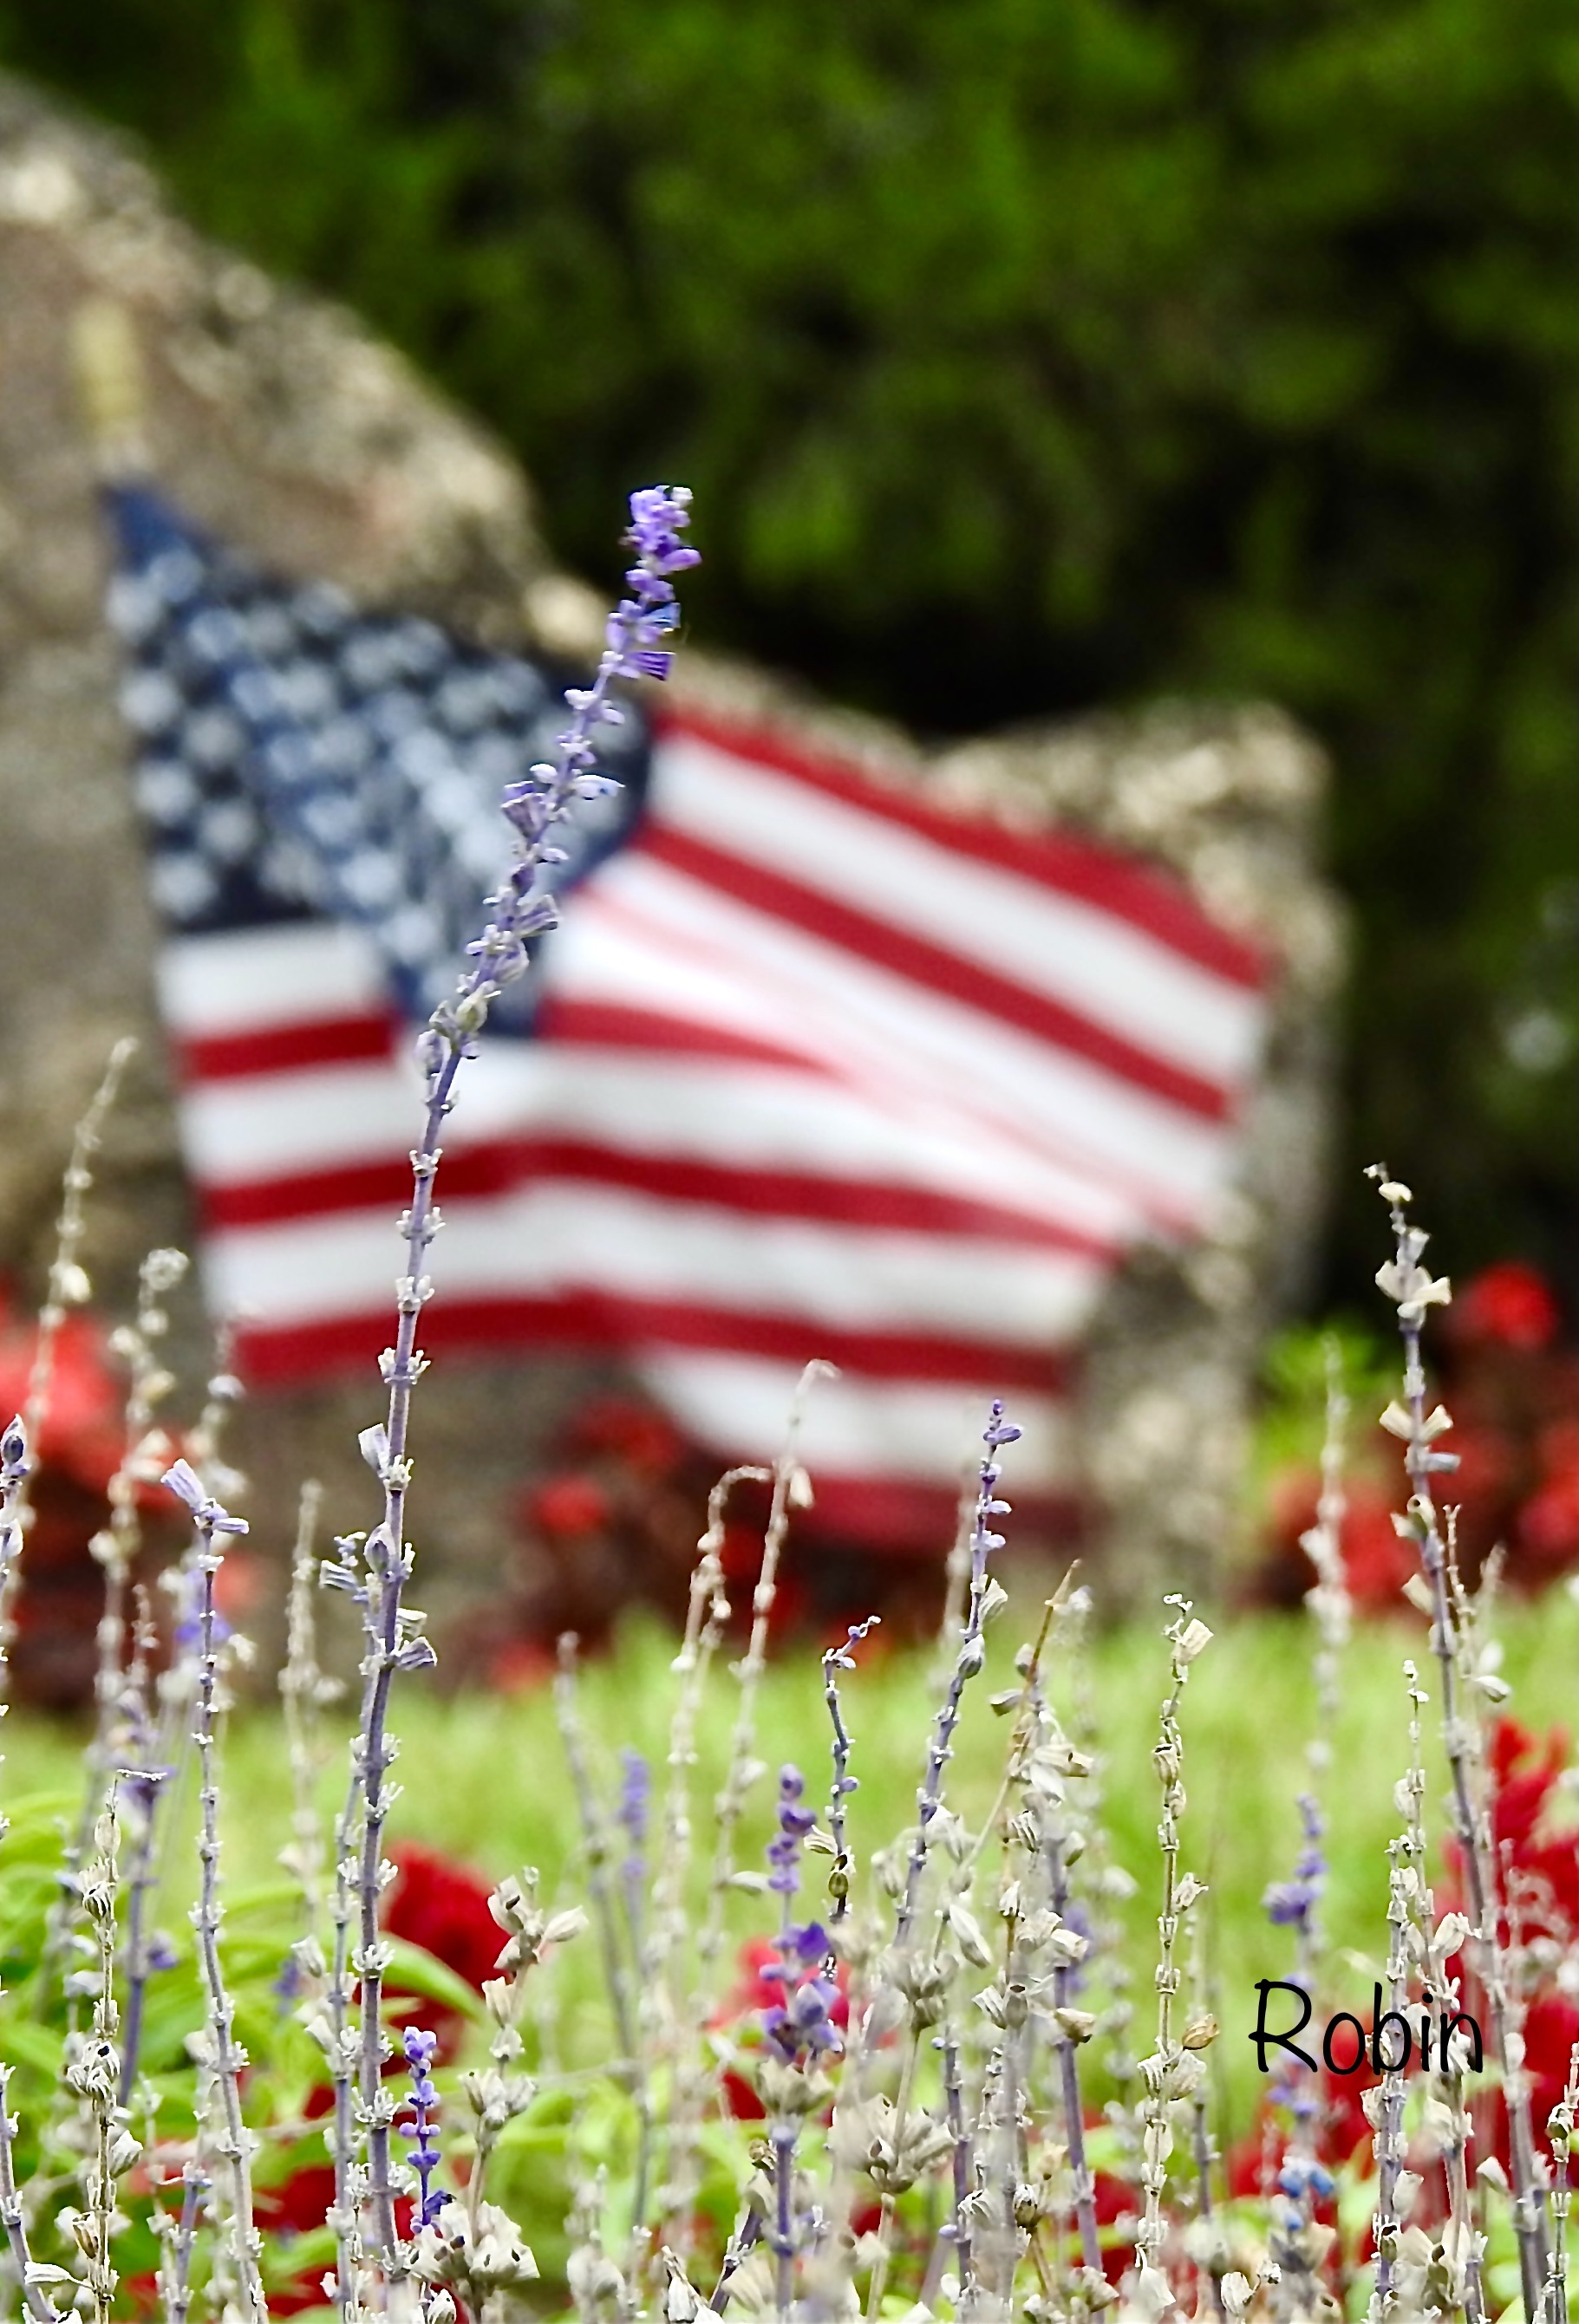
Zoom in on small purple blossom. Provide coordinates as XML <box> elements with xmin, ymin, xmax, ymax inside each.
<box><xmin>767</xmin><ymin>1765</ymin><xmax>816</xmax><ymax>1898</ymax></box>
<box><xmin>161</xmin><ymin>1459</ymin><xmax>249</xmax><ymax>1537</ymax></box>
<box><xmin>398</xmin><ymin>2026</ymin><xmax>444</xmax><ymax>2228</ymax></box>
<box><xmin>626</xmin><ymin>485</ymin><xmax>701</xmax><ymax>575</ymax></box>
<box><xmin>1263</xmin><ymin>1793</ymin><xmax>1326</xmax><ymax>1934</ymax></box>
<box><xmin>762</xmin><ymin>1969</ymin><xmax>841</xmax><ymax>2065</ymax></box>
<box><xmin>1277</xmin><ymin>2156</ymin><xmax>1334</xmax><ymax>2204</ymax></box>
<box><xmin>760</xmin><ymin>1766</ymin><xmax>842</xmax><ymax>2071</ymax></box>
<box><xmin>617</xmin><ymin>1748</ymin><xmax>649</xmax><ymax>1859</ymax></box>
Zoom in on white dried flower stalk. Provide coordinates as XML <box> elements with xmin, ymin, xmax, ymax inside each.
<box><xmin>1132</xmin><ymin>1598</ymin><xmax>1213</xmax><ymax>2305</ymax></box>
<box><xmin>1368</xmin><ymin>1168</ymin><xmax>1551</xmax><ymax>2314</ymax></box>
<box><xmin>1</xmin><ymin>1035</ymin><xmax>136</xmax><ymax>1685</ymax></box>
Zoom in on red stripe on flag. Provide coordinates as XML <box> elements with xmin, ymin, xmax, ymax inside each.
<box><xmin>533</xmin><ymin>996</ymin><xmax>815</xmax><ymax>1072</ymax></box>
<box><xmin>178</xmin><ymin>1012</ymin><xmax>398</xmax><ymax>1082</ymax></box>
<box><xmin>231</xmin><ymin>1292</ymin><xmax>1072</xmax><ymax>1393</ymax></box>
<box><xmin>643</xmin><ymin>824</ymin><xmax>1236</xmax><ymax>1122</ymax></box>
<box><xmin>198</xmin><ymin>1138</ymin><xmax>1117</xmax><ymax>1254</ymax></box>
<box><xmin>656</xmin><ymin>704</ymin><xmax>1269</xmax><ymax>991</ymax></box>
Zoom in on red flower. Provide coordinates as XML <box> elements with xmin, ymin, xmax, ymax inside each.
<box><xmin>0</xmin><ymin>1291</ymin><xmax>125</xmax><ymax>1492</ymax></box>
<box><xmin>247</xmin><ymin>1853</ymin><xmax>499</xmax><ymax>2305</ymax></box>
<box><xmin>528</xmin><ymin>1473</ymin><xmax>613</xmax><ymax>1540</ymax></box>
<box><xmin>384</xmin><ymin>1842</ymin><xmax>502</xmax><ymax>1998</ymax></box>
<box><xmin>1520</xmin><ymin>1420</ymin><xmax>1578</xmax><ymax>1570</ymax></box>
<box><xmin>1451</xmin><ymin>1263</ymin><xmax>1562</xmax><ymax>1353</ymax></box>
<box><xmin>1338</xmin><ymin>1481</ymin><xmax>1419</xmax><ymax>1611</ymax></box>
<box><xmin>570</xmin><ymin>1395</ymin><xmax>686</xmax><ymax>1475</ymax></box>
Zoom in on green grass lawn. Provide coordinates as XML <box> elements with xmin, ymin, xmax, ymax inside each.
<box><xmin>3</xmin><ymin>1590</ymin><xmax>1570</xmax><ymax>2134</ymax></box>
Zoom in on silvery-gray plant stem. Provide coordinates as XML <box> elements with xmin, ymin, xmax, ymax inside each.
<box><xmin>49</xmin><ymin>1248</ymin><xmax>189</xmax><ymax>2003</ymax></box>
<box><xmin>1544</xmin><ymin>2048</ymin><xmax>1576</xmax><ymax>2324</ymax></box>
<box><xmin>1134</xmin><ymin>1599</ymin><xmax>1212</xmax><ymax>2290</ymax></box>
<box><xmin>772</xmin><ymin>2119</ymin><xmax>796</xmax><ymax>2320</ymax></box>
<box><xmin>1398</xmin><ymin>1658</ymin><xmax>1487</xmax><ymax>2324</ymax></box>
<box><xmin>1300</xmin><ymin>1338</ymin><xmax>1352</xmax><ymax>1934</ymax></box>
<box><xmin>93</xmin><ymin>1247</ymin><xmax>189</xmax><ymax>1760</ymax></box>
<box><xmin>0</xmin><ymin>1419</ymin><xmax>29</xmax><ymax>1833</ymax></box>
<box><xmin>160</xmin><ymin>2162</ymin><xmax>207</xmax><ymax>2324</ymax></box>
<box><xmin>708</xmin><ymin>2206</ymin><xmax>763</xmax><ymax>2313</ymax></box>
<box><xmin>0</xmin><ymin>2059</ymin><xmax>64</xmax><ymax>2324</ymax></box>
<box><xmin>277</xmin><ymin>1479</ymin><xmax>330</xmax><ymax>1943</ymax></box>
<box><xmin>670</xmin><ymin>1401</ymin><xmax>809</xmax><ymax>2256</ymax></box>
<box><xmin>325</xmin><ymin>1748</ymin><xmax>366</xmax><ymax>2324</ymax></box>
<box><xmin>939</xmin><ymin>2028</ymin><xmax>975</xmax><ymax>2296</ymax></box>
<box><xmin>1372</xmin><ymin>1173</ymin><xmax>1550</xmax><ymax>2312</ymax></box>
<box><xmin>648</xmin><ymin>1464</ymin><xmax>765</xmax><ymax>2259</ymax></box>
<box><xmin>115</xmin><ymin>1610</ymin><xmax>169</xmax><ymax>2106</ymax></box>
<box><xmin>1047</xmin><ymin>1827</ymin><xmax>1101</xmax><ymax>2278</ymax></box>
<box><xmin>894</xmin><ymin>1417</ymin><xmax>1011</xmax><ymax>1954</ymax></box>
<box><xmin>1</xmin><ymin>1036</ymin><xmax>135</xmax><ymax>1668</ymax></box>
<box><xmin>184</xmin><ymin>1499</ymin><xmax>265</xmax><ymax>2324</ymax></box>
<box><xmin>345</xmin><ymin>490</ymin><xmax>698</xmax><ymax>2269</ymax></box>
<box><xmin>695</xmin><ymin>1365</ymin><xmax>832</xmax><ymax>1977</ymax></box>
<box><xmin>823</xmin><ymin>1614</ymin><xmax>880</xmax><ymax>1922</ymax></box>
<box><xmin>553</xmin><ymin>1635</ymin><xmax>637</xmax><ymax>2061</ymax></box>
<box><xmin>1371</xmin><ymin>1844</ymin><xmax>1413</xmax><ymax>2316</ymax></box>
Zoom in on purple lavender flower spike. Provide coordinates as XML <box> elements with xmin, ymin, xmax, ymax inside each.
<box><xmin>399</xmin><ymin>2026</ymin><xmax>445</xmax><ymax>2229</ymax></box>
<box><xmin>331</xmin><ymin>487</ymin><xmax>698</xmax><ymax>2277</ymax></box>
<box><xmin>767</xmin><ymin>1765</ymin><xmax>816</xmax><ymax>1898</ymax></box>
<box><xmin>759</xmin><ymin>1767</ymin><xmax>842</xmax><ymax>2066</ymax></box>
<box><xmin>1262</xmin><ymin>1793</ymin><xmax>1326</xmax><ymax>1934</ymax></box>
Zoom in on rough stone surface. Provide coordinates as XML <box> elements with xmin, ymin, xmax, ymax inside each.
<box><xmin>0</xmin><ymin>74</ymin><xmax>1344</xmax><ymax>1638</ymax></box>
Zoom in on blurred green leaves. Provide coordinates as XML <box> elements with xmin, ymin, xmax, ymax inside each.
<box><xmin>2</xmin><ymin>0</ymin><xmax>1573</xmax><ymax>1293</ymax></box>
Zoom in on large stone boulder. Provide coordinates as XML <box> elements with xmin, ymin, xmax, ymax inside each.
<box><xmin>0</xmin><ymin>73</ymin><xmax>1343</xmax><ymax>1649</ymax></box>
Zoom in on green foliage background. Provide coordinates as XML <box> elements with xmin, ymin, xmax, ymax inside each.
<box><xmin>2</xmin><ymin>0</ymin><xmax>1573</xmax><ymax>1301</ymax></box>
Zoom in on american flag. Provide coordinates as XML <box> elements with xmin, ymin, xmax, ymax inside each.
<box><xmin>107</xmin><ymin>484</ymin><xmax>1270</xmax><ymax>1545</ymax></box>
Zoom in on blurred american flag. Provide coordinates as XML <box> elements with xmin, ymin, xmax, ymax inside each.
<box><xmin>107</xmin><ymin>484</ymin><xmax>1270</xmax><ymax>1544</ymax></box>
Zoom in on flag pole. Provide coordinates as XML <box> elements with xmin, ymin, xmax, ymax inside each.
<box><xmin>70</xmin><ymin>296</ymin><xmax>149</xmax><ymax>479</ymax></box>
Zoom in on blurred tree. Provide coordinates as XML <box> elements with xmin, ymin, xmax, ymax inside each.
<box><xmin>2</xmin><ymin>0</ymin><xmax>1573</xmax><ymax>1302</ymax></box>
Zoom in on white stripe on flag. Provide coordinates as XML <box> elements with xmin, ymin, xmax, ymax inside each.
<box><xmin>157</xmin><ymin>919</ymin><xmax>387</xmax><ymax>1032</ymax></box>
<box><xmin>653</xmin><ymin>732</ymin><xmax>1266</xmax><ymax>1085</ymax></box>
<box><xmin>202</xmin><ymin>1182</ymin><xmax>1104</xmax><ymax>1344</ymax></box>
<box><xmin>635</xmin><ymin>1351</ymin><xmax>1069</xmax><ymax>1493</ymax></box>
<box><xmin>581</xmin><ymin>854</ymin><xmax>1233</xmax><ymax>1222</ymax></box>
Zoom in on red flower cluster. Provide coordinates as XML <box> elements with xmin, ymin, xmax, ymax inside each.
<box><xmin>1256</xmin><ymin>1261</ymin><xmax>1576</xmax><ymax>1611</ymax></box>
<box><xmin>255</xmin><ymin>1843</ymin><xmax>503</xmax><ymax>2305</ymax></box>
<box><xmin>0</xmin><ymin>1287</ymin><xmax>177</xmax><ymax>1708</ymax></box>
<box><xmin>1227</xmin><ymin>1714</ymin><xmax>1577</xmax><ymax>2252</ymax></box>
<box><xmin>1445</xmin><ymin>1720</ymin><xmax>1578</xmax><ymax>2174</ymax></box>
<box><xmin>383</xmin><ymin>1840</ymin><xmax>506</xmax><ymax>2045</ymax></box>
<box><xmin>447</xmin><ymin>1392</ymin><xmax>820</xmax><ymax>1685</ymax></box>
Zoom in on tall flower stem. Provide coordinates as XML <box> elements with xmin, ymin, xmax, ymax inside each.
<box><xmin>161</xmin><ymin>1461</ymin><xmax>264</xmax><ymax>2324</ymax></box>
<box><xmin>894</xmin><ymin>1404</ymin><xmax>1021</xmax><ymax>1953</ymax></box>
<box><xmin>1047</xmin><ymin>1820</ymin><xmax>1101</xmax><ymax>2279</ymax></box>
<box><xmin>0</xmin><ymin>2060</ymin><xmax>64</xmax><ymax>2324</ymax></box>
<box><xmin>689</xmin><ymin>1366</ymin><xmax>833</xmax><ymax>1995</ymax></box>
<box><xmin>1133</xmin><ymin>1599</ymin><xmax>1213</xmax><ymax>2299</ymax></box>
<box><xmin>647</xmin><ymin>1464</ymin><xmax>766</xmax><ymax>2259</ymax></box>
<box><xmin>553</xmin><ymin>1635</ymin><xmax>637</xmax><ymax>2062</ymax></box>
<box><xmin>0</xmin><ymin>1419</ymin><xmax>30</xmax><ymax>1836</ymax></box>
<box><xmin>336</xmin><ymin>488</ymin><xmax>698</xmax><ymax>2268</ymax></box>
<box><xmin>822</xmin><ymin>1615</ymin><xmax>880</xmax><ymax>1923</ymax></box>
<box><xmin>1</xmin><ymin>1036</ymin><xmax>135</xmax><ymax>1677</ymax></box>
<box><xmin>1370</xmin><ymin>1169</ymin><xmax>1550</xmax><ymax>2313</ymax></box>
<box><xmin>277</xmin><ymin>1480</ymin><xmax>332</xmax><ymax>1945</ymax></box>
